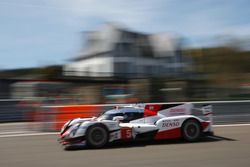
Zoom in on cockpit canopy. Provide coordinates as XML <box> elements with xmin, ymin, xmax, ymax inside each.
<box><xmin>98</xmin><ymin>107</ymin><xmax>144</xmax><ymax>122</ymax></box>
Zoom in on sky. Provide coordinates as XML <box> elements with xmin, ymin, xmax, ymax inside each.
<box><xmin>0</xmin><ymin>0</ymin><xmax>250</xmax><ymax>69</ymax></box>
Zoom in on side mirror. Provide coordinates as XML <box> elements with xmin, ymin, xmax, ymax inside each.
<box><xmin>113</xmin><ymin>116</ymin><xmax>124</xmax><ymax>122</ymax></box>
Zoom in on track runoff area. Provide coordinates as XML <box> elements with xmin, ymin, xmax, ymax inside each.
<box><xmin>0</xmin><ymin>125</ymin><xmax>249</xmax><ymax>167</ymax></box>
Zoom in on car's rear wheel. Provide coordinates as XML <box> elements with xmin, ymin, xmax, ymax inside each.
<box><xmin>86</xmin><ymin>124</ymin><xmax>108</xmax><ymax>148</ymax></box>
<box><xmin>182</xmin><ymin>119</ymin><xmax>201</xmax><ymax>142</ymax></box>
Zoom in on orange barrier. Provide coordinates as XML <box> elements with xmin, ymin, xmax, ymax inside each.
<box><xmin>53</xmin><ymin>105</ymin><xmax>103</xmax><ymax>131</ymax></box>
<box><xmin>34</xmin><ymin>104</ymin><xmax>128</xmax><ymax>131</ymax></box>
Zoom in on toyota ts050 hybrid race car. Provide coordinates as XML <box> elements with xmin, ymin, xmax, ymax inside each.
<box><xmin>59</xmin><ymin>103</ymin><xmax>213</xmax><ymax>149</ymax></box>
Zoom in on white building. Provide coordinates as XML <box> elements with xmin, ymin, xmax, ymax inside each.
<box><xmin>64</xmin><ymin>23</ymin><xmax>189</xmax><ymax>78</ymax></box>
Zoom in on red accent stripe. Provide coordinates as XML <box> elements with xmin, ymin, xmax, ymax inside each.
<box><xmin>144</xmin><ymin>104</ymin><xmax>162</xmax><ymax>117</ymax></box>
<box><xmin>61</xmin><ymin>130</ymin><xmax>70</xmax><ymax>138</ymax></box>
<box><xmin>204</xmin><ymin>112</ymin><xmax>212</xmax><ymax>116</ymax></box>
<box><xmin>154</xmin><ymin>127</ymin><xmax>181</xmax><ymax>140</ymax></box>
<box><xmin>201</xmin><ymin>121</ymin><xmax>210</xmax><ymax>129</ymax></box>
<box><xmin>120</xmin><ymin>127</ymin><xmax>132</xmax><ymax>140</ymax></box>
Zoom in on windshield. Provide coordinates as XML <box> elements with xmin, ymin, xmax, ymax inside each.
<box><xmin>97</xmin><ymin>112</ymin><xmax>124</xmax><ymax>121</ymax></box>
<box><xmin>97</xmin><ymin>108</ymin><xmax>144</xmax><ymax>122</ymax></box>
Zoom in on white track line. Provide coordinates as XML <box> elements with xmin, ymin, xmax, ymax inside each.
<box><xmin>0</xmin><ymin>122</ymin><xmax>28</xmax><ymax>126</ymax></box>
<box><xmin>0</xmin><ymin>131</ymin><xmax>33</xmax><ymax>135</ymax></box>
<box><xmin>0</xmin><ymin>132</ymin><xmax>58</xmax><ymax>138</ymax></box>
<box><xmin>213</xmin><ymin>123</ymin><xmax>250</xmax><ymax>127</ymax></box>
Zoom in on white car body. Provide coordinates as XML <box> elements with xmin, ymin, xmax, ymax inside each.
<box><xmin>59</xmin><ymin>103</ymin><xmax>213</xmax><ymax>148</ymax></box>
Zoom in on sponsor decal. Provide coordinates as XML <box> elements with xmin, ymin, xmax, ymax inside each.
<box><xmin>168</xmin><ymin>108</ymin><xmax>188</xmax><ymax>116</ymax></box>
<box><xmin>169</xmin><ymin>108</ymin><xmax>185</xmax><ymax>113</ymax></box>
<box><xmin>121</xmin><ymin>128</ymin><xmax>132</xmax><ymax>139</ymax></box>
<box><xmin>162</xmin><ymin>119</ymin><xmax>180</xmax><ymax>128</ymax></box>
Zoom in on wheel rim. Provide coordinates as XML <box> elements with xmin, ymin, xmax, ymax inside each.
<box><xmin>184</xmin><ymin>121</ymin><xmax>200</xmax><ymax>139</ymax></box>
<box><xmin>186</xmin><ymin>124</ymin><xmax>197</xmax><ymax>137</ymax></box>
<box><xmin>91</xmin><ymin>129</ymin><xmax>104</xmax><ymax>143</ymax></box>
<box><xmin>88</xmin><ymin>127</ymin><xmax>107</xmax><ymax>146</ymax></box>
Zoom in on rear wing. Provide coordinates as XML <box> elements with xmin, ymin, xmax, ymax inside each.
<box><xmin>193</xmin><ymin>104</ymin><xmax>213</xmax><ymax>131</ymax></box>
<box><xmin>196</xmin><ymin>104</ymin><xmax>213</xmax><ymax>122</ymax></box>
<box><xmin>201</xmin><ymin>105</ymin><xmax>213</xmax><ymax>116</ymax></box>
<box><xmin>202</xmin><ymin>104</ymin><xmax>213</xmax><ymax>124</ymax></box>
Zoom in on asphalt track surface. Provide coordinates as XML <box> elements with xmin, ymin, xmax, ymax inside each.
<box><xmin>0</xmin><ymin>125</ymin><xmax>250</xmax><ymax>167</ymax></box>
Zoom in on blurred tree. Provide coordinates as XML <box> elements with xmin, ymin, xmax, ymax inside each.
<box><xmin>0</xmin><ymin>65</ymin><xmax>62</xmax><ymax>79</ymax></box>
<box><xmin>183</xmin><ymin>46</ymin><xmax>250</xmax><ymax>99</ymax></box>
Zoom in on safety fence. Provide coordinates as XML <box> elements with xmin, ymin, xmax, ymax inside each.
<box><xmin>0</xmin><ymin>99</ymin><xmax>28</xmax><ymax>123</ymax></box>
<box><xmin>0</xmin><ymin>99</ymin><xmax>250</xmax><ymax>132</ymax></box>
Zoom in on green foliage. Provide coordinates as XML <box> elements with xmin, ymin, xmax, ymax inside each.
<box><xmin>0</xmin><ymin>65</ymin><xmax>62</xmax><ymax>79</ymax></box>
<box><xmin>184</xmin><ymin>47</ymin><xmax>250</xmax><ymax>75</ymax></box>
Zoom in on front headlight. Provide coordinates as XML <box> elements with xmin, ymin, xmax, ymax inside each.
<box><xmin>69</xmin><ymin>123</ymin><xmax>81</xmax><ymax>137</ymax></box>
<box><xmin>60</xmin><ymin>121</ymin><xmax>69</xmax><ymax>133</ymax></box>
<box><xmin>60</xmin><ymin>121</ymin><xmax>70</xmax><ymax>134</ymax></box>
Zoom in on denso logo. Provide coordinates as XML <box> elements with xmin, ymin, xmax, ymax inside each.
<box><xmin>162</xmin><ymin>120</ymin><xmax>180</xmax><ymax>127</ymax></box>
<box><xmin>170</xmin><ymin>108</ymin><xmax>185</xmax><ymax>113</ymax></box>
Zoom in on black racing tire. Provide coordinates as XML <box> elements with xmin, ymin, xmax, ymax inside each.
<box><xmin>86</xmin><ymin>124</ymin><xmax>109</xmax><ymax>148</ymax></box>
<box><xmin>182</xmin><ymin>119</ymin><xmax>201</xmax><ymax>142</ymax></box>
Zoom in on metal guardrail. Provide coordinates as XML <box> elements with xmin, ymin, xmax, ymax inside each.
<box><xmin>0</xmin><ymin>100</ymin><xmax>27</xmax><ymax>122</ymax></box>
<box><xmin>193</xmin><ymin>101</ymin><xmax>250</xmax><ymax>124</ymax></box>
<box><xmin>0</xmin><ymin>99</ymin><xmax>250</xmax><ymax>124</ymax></box>
<box><xmin>0</xmin><ymin>98</ymin><xmax>83</xmax><ymax>123</ymax></box>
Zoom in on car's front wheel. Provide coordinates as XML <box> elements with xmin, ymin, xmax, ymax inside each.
<box><xmin>182</xmin><ymin>119</ymin><xmax>201</xmax><ymax>142</ymax></box>
<box><xmin>86</xmin><ymin>124</ymin><xmax>109</xmax><ymax>148</ymax></box>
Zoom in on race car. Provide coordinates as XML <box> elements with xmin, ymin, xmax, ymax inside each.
<box><xmin>58</xmin><ymin>103</ymin><xmax>213</xmax><ymax>149</ymax></box>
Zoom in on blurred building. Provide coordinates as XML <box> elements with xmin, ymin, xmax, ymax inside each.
<box><xmin>64</xmin><ymin>23</ymin><xmax>190</xmax><ymax>78</ymax></box>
